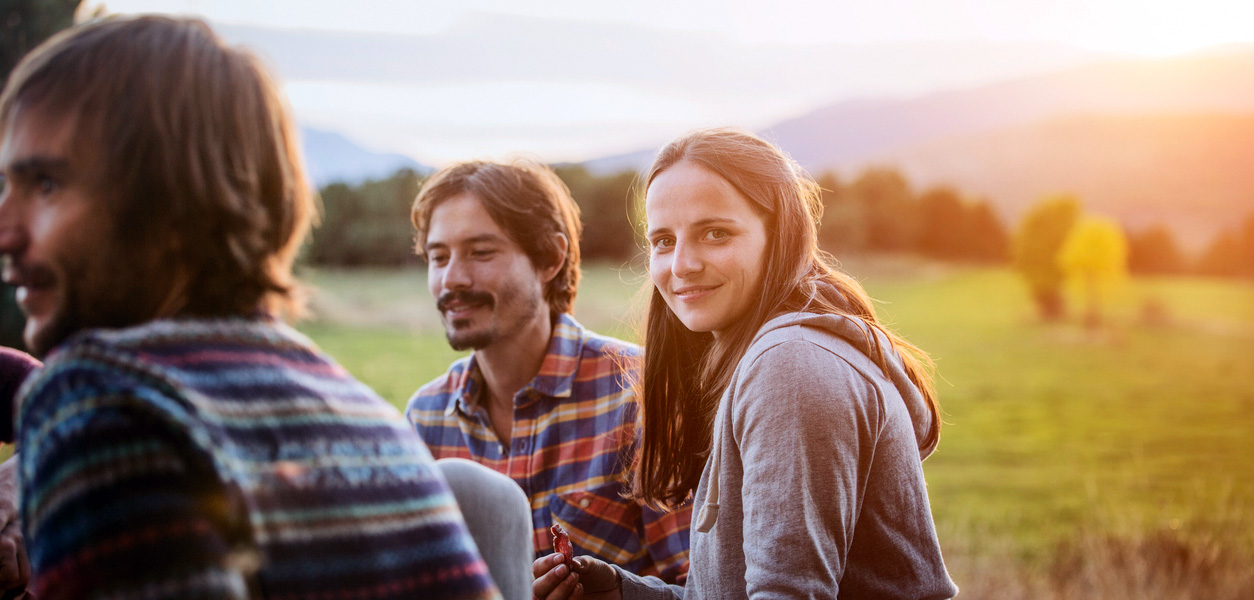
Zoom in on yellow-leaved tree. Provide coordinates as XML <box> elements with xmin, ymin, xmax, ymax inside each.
<box><xmin>1058</xmin><ymin>216</ymin><xmax>1129</xmax><ymax>330</ymax></box>
<box><xmin>1013</xmin><ymin>195</ymin><xmax>1081</xmax><ymax>321</ymax></box>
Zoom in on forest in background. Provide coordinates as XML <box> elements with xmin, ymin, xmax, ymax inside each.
<box><xmin>305</xmin><ymin>165</ymin><xmax>1254</xmax><ymax>280</ymax></box>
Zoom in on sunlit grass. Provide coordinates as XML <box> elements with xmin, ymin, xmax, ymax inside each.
<box><xmin>296</xmin><ymin>262</ymin><xmax>1254</xmax><ymax>584</ymax></box>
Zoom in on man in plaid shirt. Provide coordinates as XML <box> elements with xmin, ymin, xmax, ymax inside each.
<box><xmin>407</xmin><ymin>160</ymin><xmax>691</xmax><ymax>583</ymax></box>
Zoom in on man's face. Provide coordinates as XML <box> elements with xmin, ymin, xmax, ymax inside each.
<box><xmin>0</xmin><ymin>109</ymin><xmax>146</xmax><ymax>357</ymax></box>
<box><xmin>423</xmin><ymin>192</ymin><xmax>550</xmax><ymax>351</ymax></box>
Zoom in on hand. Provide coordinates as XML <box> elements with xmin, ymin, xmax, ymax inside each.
<box><xmin>0</xmin><ymin>457</ymin><xmax>28</xmax><ymax>596</ymax></box>
<box><xmin>532</xmin><ymin>553</ymin><xmax>621</xmax><ymax>600</ymax></box>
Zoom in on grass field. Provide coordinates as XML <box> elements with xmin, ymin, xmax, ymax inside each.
<box><xmin>297</xmin><ymin>260</ymin><xmax>1254</xmax><ymax>597</ymax></box>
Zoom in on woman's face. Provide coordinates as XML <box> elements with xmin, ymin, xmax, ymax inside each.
<box><xmin>646</xmin><ymin>160</ymin><xmax>769</xmax><ymax>338</ymax></box>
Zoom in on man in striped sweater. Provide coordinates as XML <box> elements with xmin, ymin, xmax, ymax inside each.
<box><xmin>0</xmin><ymin>15</ymin><xmax>499</xmax><ymax>599</ymax></box>
<box><xmin>407</xmin><ymin>161</ymin><xmax>691</xmax><ymax>584</ymax></box>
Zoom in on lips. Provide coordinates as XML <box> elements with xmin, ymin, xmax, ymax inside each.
<box><xmin>3</xmin><ymin>258</ymin><xmax>54</xmax><ymax>305</ymax></box>
<box><xmin>671</xmin><ymin>283</ymin><xmax>721</xmax><ymax>302</ymax></box>
<box><xmin>436</xmin><ymin>289</ymin><xmax>494</xmax><ymax>319</ymax></box>
<box><xmin>2</xmin><ymin>259</ymin><xmax>55</xmax><ymax>315</ymax></box>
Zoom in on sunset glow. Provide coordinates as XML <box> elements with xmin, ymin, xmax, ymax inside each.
<box><xmin>80</xmin><ymin>0</ymin><xmax>1254</xmax><ymax>163</ymax></box>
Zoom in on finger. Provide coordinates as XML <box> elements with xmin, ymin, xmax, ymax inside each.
<box><xmin>570</xmin><ymin>556</ymin><xmax>618</xmax><ymax>593</ymax></box>
<box><xmin>546</xmin><ymin>571</ymin><xmax>578</xmax><ymax>600</ymax></box>
<box><xmin>531</xmin><ymin>558</ymin><xmax>571</xmax><ymax>599</ymax></box>
<box><xmin>532</xmin><ymin>552</ymin><xmax>564</xmax><ymax>578</ymax></box>
<box><xmin>0</xmin><ymin>537</ymin><xmax>17</xmax><ymax>585</ymax></box>
<box><xmin>13</xmin><ymin>536</ymin><xmax>27</xmax><ymax>590</ymax></box>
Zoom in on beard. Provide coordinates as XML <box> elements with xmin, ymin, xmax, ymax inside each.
<box><xmin>446</xmin><ymin>325</ymin><xmax>497</xmax><ymax>351</ymax></box>
<box><xmin>22</xmin><ymin>244</ymin><xmax>175</xmax><ymax>358</ymax></box>
<box><xmin>436</xmin><ymin>282</ymin><xmax>544</xmax><ymax>352</ymax></box>
<box><xmin>438</xmin><ymin>288</ymin><xmax>497</xmax><ymax>350</ymax></box>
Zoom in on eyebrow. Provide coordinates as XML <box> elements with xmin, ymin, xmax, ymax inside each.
<box><xmin>3</xmin><ymin>155</ymin><xmax>71</xmax><ymax>180</ymax></box>
<box><xmin>646</xmin><ymin>217</ymin><xmax>738</xmax><ymax>238</ymax></box>
<box><xmin>424</xmin><ymin>233</ymin><xmax>509</xmax><ymax>251</ymax></box>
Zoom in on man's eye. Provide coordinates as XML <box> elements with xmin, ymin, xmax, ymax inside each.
<box><xmin>37</xmin><ymin>176</ymin><xmax>57</xmax><ymax>194</ymax></box>
<box><xmin>427</xmin><ymin>254</ymin><xmax>449</xmax><ymax>265</ymax></box>
<box><xmin>472</xmin><ymin>249</ymin><xmax>495</xmax><ymax>259</ymax></box>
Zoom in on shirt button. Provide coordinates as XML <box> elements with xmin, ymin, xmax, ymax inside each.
<box><xmin>579</xmin><ymin>498</ymin><xmax>592</xmax><ymax>508</ymax></box>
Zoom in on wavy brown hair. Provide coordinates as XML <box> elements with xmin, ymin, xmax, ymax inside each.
<box><xmin>630</xmin><ymin>128</ymin><xmax>940</xmax><ymax>509</ymax></box>
<box><xmin>0</xmin><ymin>15</ymin><xmax>313</xmax><ymax>318</ymax></box>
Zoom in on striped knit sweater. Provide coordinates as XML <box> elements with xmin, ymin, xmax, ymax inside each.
<box><xmin>16</xmin><ymin>317</ymin><xmax>501</xmax><ymax>600</ymax></box>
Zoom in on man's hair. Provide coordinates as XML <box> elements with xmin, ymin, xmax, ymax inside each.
<box><xmin>0</xmin><ymin>15</ymin><xmax>314</xmax><ymax>317</ymax></box>
<box><xmin>411</xmin><ymin>160</ymin><xmax>582</xmax><ymax>315</ymax></box>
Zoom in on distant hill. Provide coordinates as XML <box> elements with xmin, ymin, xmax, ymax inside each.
<box><xmin>582</xmin><ymin>49</ymin><xmax>1254</xmax><ymax>247</ymax></box>
<box><xmin>769</xmin><ymin>50</ymin><xmax>1254</xmax><ymax>170</ymax></box>
<box><xmin>883</xmin><ymin>113</ymin><xmax>1254</xmax><ymax>249</ymax></box>
<box><xmin>300</xmin><ymin>127</ymin><xmax>431</xmax><ymax>186</ymax></box>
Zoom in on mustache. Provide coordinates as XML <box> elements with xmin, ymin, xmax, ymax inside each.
<box><xmin>437</xmin><ymin>289</ymin><xmax>494</xmax><ymax>312</ymax></box>
<box><xmin>1</xmin><ymin>255</ymin><xmax>54</xmax><ymax>288</ymax></box>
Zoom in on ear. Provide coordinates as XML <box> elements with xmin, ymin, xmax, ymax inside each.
<box><xmin>538</xmin><ymin>232</ymin><xmax>569</xmax><ymax>284</ymax></box>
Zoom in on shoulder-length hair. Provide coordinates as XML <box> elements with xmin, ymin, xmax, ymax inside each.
<box><xmin>0</xmin><ymin>15</ymin><xmax>313</xmax><ymax>318</ymax></box>
<box><xmin>411</xmin><ymin>160</ymin><xmax>582</xmax><ymax>315</ymax></box>
<box><xmin>631</xmin><ymin>128</ymin><xmax>940</xmax><ymax>509</ymax></box>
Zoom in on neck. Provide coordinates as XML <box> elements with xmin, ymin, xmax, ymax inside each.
<box><xmin>474</xmin><ymin>310</ymin><xmax>556</xmax><ymax>412</ymax></box>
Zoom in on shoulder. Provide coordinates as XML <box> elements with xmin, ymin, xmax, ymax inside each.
<box><xmin>731</xmin><ymin>317</ymin><xmax>886</xmax><ymax>414</ymax></box>
<box><xmin>555</xmin><ymin>314</ymin><xmax>640</xmax><ymax>361</ymax></box>
<box><xmin>19</xmin><ymin>328</ymin><xmax>217</xmax><ymax>442</ymax></box>
<box><xmin>24</xmin><ymin>330</ymin><xmax>175</xmax><ymax>416</ymax></box>
<box><xmin>738</xmin><ymin>336</ymin><xmax>877</xmax><ymax>397</ymax></box>
<box><xmin>580</xmin><ymin>329</ymin><xmax>640</xmax><ymax>368</ymax></box>
<box><xmin>407</xmin><ymin>355</ymin><xmax>472</xmax><ymax>409</ymax></box>
<box><xmin>580</xmin><ymin>329</ymin><xmax>640</xmax><ymax>359</ymax></box>
<box><xmin>744</xmin><ymin>314</ymin><xmax>890</xmax><ymax>380</ymax></box>
<box><xmin>18</xmin><ymin>334</ymin><xmax>209</xmax><ymax>509</ymax></box>
<box><xmin>569</xmin><ymin>326</ymin><xmax>640</xmax><ymax>392</ymax></box>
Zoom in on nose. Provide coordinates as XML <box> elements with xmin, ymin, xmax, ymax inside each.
<box><xmin>439</xmin><ymin>254</ymin><xmax>473</xmax><ymax>291</ymax></box>
<box><xmin>0</xmin><ymin>188</ymin><xmax>28</xmax><ymax>257</ymax></box>
<box><xmin>671</xmin><ymin>239</ymin><xmax>703</xmax><ymax>278</ymax></box>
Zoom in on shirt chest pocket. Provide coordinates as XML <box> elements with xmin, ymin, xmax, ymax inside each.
<box><xmin>548</xmin><ymin>481</ymin><xmax>643</xmax><ymax>565</ymax></box>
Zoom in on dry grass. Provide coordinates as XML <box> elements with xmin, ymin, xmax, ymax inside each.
<box><xmin>944</xmin><ymin>505</ymin><xmax>1254</xmax><ymax>599</ymax></box>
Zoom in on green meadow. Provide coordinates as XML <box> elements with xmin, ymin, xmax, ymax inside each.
<box><xmin>298</xmin><ymin>261</ymin><xmax>1254</xmax><ymax>596</ymax></box>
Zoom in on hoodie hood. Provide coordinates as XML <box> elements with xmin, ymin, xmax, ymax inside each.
<box><xmin>751</xmin><ymin>311</ymin><xmax>939</xmax><ymax>459</ymax></box>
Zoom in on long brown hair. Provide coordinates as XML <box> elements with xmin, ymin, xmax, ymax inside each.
<box><xmin>630</xmin><ymin>128</ymin><xmax>940</xmax><ymax>509</ymax></box>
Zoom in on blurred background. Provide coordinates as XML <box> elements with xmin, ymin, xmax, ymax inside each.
<box><xmin>3</xmin><ymin>1</ymin><xmax>1252</xmax><ymax>597</ymax></box>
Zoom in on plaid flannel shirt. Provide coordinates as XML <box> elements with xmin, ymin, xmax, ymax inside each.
<box><xmin>406</xmin><ymin>314</ymin><xmax>691</xmax><ymax>583</ymax></box>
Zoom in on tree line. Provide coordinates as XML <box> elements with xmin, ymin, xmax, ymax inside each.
<box><xmin>305</xmin><ymin>165</ymin><xmax>1253</xmax><ymax>283</ymax></box>
<box><xmin>304</xmin><ymin>165</ymin><xmax>1013</xmax><ymax>266</ymax></box>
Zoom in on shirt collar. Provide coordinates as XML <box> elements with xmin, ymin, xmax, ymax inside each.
<box><xmin>447</xmin><ymin>313</ymin><xmax>587</xmax><ymax>415</ymax></box>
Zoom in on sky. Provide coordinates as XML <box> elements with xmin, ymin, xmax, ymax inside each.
<box><xmin>85</xmin><ymin>0</ymin><xmax>1254</xmax><ymax>166</ymax></box>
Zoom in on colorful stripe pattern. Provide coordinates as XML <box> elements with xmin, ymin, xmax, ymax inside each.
<box><xmin>17</xmin><ymin>318</ymin><xmax>501</xmax><ymax>600</ymax></box>
<box><xmin>406</xmin><ymin>314</ymin><xmax>690</xmax><ymax>583</ymax></box>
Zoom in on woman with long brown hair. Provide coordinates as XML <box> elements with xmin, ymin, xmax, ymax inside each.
<box><xmin>533</xmin><ymin>128</ymin><xmax>956</xmax><ymax>599</ymax></box>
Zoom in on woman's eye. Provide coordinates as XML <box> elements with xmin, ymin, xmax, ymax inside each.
<box><xmin>705</xmin><ymin>229</ymin><xmax>729</xmax><ymax>241</ymax></box>
<box><xmin>652</xmin><ymin>237</ymin><xmax>674</xmax><ymax>250</ymax></box>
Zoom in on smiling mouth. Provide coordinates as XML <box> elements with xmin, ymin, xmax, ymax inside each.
<box><xmin>443</xmin><ymin>303</ymin><xmax>486</xmax><ymax>318</ymax></box>
<box><xmin>672</xmin><ymin>284</ymin><xmax>721</xmax><ymax>300</ymax></box>
<box><xmin>2</xmin><ymin>260</ymin><xmax>55</xmax><ymax>302</ymax></box>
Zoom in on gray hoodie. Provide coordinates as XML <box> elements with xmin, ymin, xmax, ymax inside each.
<box><xmin>618</xmin><ymin>312</ymin><xmax>958</xmax><ymax>599</ymax></box>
